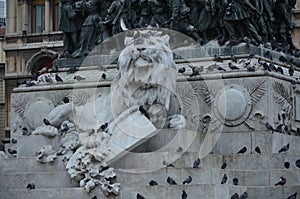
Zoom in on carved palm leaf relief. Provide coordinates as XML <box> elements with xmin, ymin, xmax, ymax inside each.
<box><xmin>272</xmin><ymin>82</ymin><xmax>292</xmax><ymax>112</ymax></box>
<box><xmin>49</xmin><ymin>91</ymin><xmax>69</xmax><ymax>106</ymax></box>
<box><xmin>176</xmin><ymin>83</ymin><xmax>198</xmax><ymax>111</ymax></box>
<box><xmin>196</xmin><ymin>82</ymin><xmax>217</xmax><ymax>107</ymax></box>
<box><xmin>69</xmin><ymin>90</ymin><xmax>93</xmax><ymax>106</ymax></box>
<box><xmin>11</xmin><ymin>95</ymin><xmax>28</xmax><ymax>118</ymax></box>
<box><xmin>247</xmin><ymin>78</ymin><xmax>267</xmax><ymax>105</ymax></box>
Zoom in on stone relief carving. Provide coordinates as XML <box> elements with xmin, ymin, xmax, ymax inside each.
<box><xmin>195</xmin><ymin>79</ymin><xmax>267</xmax><ymax>129</ymax></box>
<box><xmin>36</xmin><ymin>145</ymin><xmax>58</xmax><ymax>164</ymax></box>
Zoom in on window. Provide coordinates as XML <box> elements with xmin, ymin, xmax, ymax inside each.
<box><xmin>35</xmin><ymin>5</ymin><xmax>45</xmax><ymax>33</ymax></box>
<box><xmin>32</xmin><ymin>0</ymin><xmax>45</xmax><ymax>33</ymax></box>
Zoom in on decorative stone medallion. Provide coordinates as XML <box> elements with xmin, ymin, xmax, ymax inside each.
<box><xmin>24</xmin><ymin>97</ymin><xmax>55</xmax><ymax>129</ymax></box>
<box><xmin>213</xmin><ymin>84</ymin><xmax>252</xmax><ymax>126</ymax></box>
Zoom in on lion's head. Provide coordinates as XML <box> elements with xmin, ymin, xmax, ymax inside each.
<box><xmin>111</xmin><ymin>30</ymin><xmax>178</xmax><ymax>126</ymax></box>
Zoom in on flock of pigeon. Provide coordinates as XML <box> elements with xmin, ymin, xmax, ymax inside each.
<box><xmin>178</xmin><ymin>52</ymin><xmax>300</xmax><ymax>86</ymax></box>
<box><xmin>133</xmin><ymin>141</ymin><xmax>299</xmax><ymax>199</ymax></box>
<box><xmin>16</xmin><ymin>65</ymin><xmax>107</xmax><ymax>88</ymax></box>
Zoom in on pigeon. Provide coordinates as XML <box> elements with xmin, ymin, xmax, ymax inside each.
<box><xmin>255</xmin><ymin>146</ymin><xmax>261</xmax><ymax>154</ymax></box>
<box><xmin>240</xmin><ymin>191</ymin><xmax>248</xmax><ymax>199</ymax></box>
<box><xmin>279</xmin><ymin>55</ymin><xmax>288</xmax><ymax>63</ymax></box>
<box><xmin>8</xmin><ymin>148</ymin><xmax>17</xmax><ymax>154</ymax></box>
<box><xmin>237</xmin><ymin>147</ymin><xmax>247</xmax><ymax>154</ymax></box>
<box><xmin>221</xmin><ymin>174</ymin><xmax>228</xmax><ymax>184</ymax></box>
<box><xmin>265</xmin><ymin>123</ymin><xmax>274</xmax><ymax>132</ymax></box>
<box><xmin>193</xmin><ymin>158</ymin><xmax>201</xmax><ymax>168</ymax></box>
<box><xmin>278</xmin><ymin>143</ymin><xmax>290</xmax><ymax>153</ymax></box>
<box><xmin>55</xmin><ymin>74</ymin><xmax>63</xmax><ymax>83</ymax></box>
<box><xmin>45</xmin><ymin>75</ymin><xmax>53</xmax><ymax>83</ymax></box>
<box><xmin>264</xmin><ymin>51</ymin><xmax>273</xmax><ymax>60</ymax></box>
<box><xmin>221</xmin><ymin>161</ymin><xmax>227</xmax><ymax>169</ymax></box>
<box><xmin>214</xmin><ymin>54</ymin><xmax>223</xmax><ymax>62</ymax></box>
<box><xmin>275</xmin><ymin>124</ymin><xmax>284</xmax><ymax>133</ymax></box>
<box><xmin>60</xmin><ymin>123</ymin><xmax>69</xmax><ymax>134</ymax></box>
<box><xmin>149</xmin><ymin>180</ymin><xmax>158</xmax><ymax>186</ymax></box>
<box><xmin>188</xmin><ymin>64</ymin><xmax>204</xmax><ymax>77</ymax></box>
<box><xmin>287</xmin><ymin>192</ymin><xmax>297</xmax><ymax>199</ymax></box>
<box><xmin>248</xmin><ymin>52</ymin><xmax>255</xmax><ymax>59</ymax></box>
<box><xmin>139</xmin><ymin>106</ymin><xmax>149</xmax><ymax>119</ymax></box>
<box><xmin>228</xmin><ymin>62</ymin><xmax>239</xmax><ymax>70</ymax></box>
<box><xmin>178</xmin><ymin>67</ymin><xmax>186</xmax><ymax>74</ymax></box>
<box><xmin>246</xmin><ymin>65</ymin><xmax>255</xmax><ymax>72</ymax></box>
<box><xmin>63</xmin><ymin>97</ymin><xmax>70</xmax><ymax>103</ymax></box>
<box><xmin>182</xmin><ymin>176</ymin><xmax>192</xmax><ymax>184</ymax></box>
<box><xmin>99</xmin><ymin>123</ymin><xmax>108</xmax><ymax>132</ymax></box>
<box><xmin>24</xmin><ymin>80</ymin><xmax>35</xmax><ymax>87</ymax></box>
<box><xmin>230</xmin><ymin>54</ymin><xmax>238</xmax><ymax>63</ymax></box>
<box><xmin>11</xmin><ymin>139</ymin><xmax>17</xmax><ymax>144</ymax></box>
<box><xmin>284</xmin><ymin>162</ymin><xmax>290</xmax><ymax>169</ymax></box>
<box><xmin>66</xmin><ymin>66</ymin><xmax>77</xmax><ymax>74</ymax></box>
<box><xmin>91</xmin><ymin>196</ymin><xmax>97</xmax><ymax>199</ymax></box>
<box><xmin>275</xmin><ymin>176</ymin><xmax>286</xmax><ymax>186</ymax></box>
<box><xmin>101</xmin><ymin>73</ymin><xmax>107</xmax><ymax>80</ymax></box>
<box><xmin>163</xmin><ymin>160</ymin><xmax>175</xmax><ymax>168</ymax></box>
<box><xmin>269</xmin><ymin>63</ymin><xmax>277</xmax><ymax>72</ymax></box>
<box><xmin>216</xmin><ymin>65</ymin><xmax>226</xmax><ymax>72</ymax></box>
<box><xmin>136</xmin><ymin>193</ymin><xmax>145</xmax><ymax>199</ymax></box>
<box><xmin>31</xmin><ymin>73</ymin><xmax>38</xmax><ymax>81</ymax></box>
<box><xmin>233</xmin><ymin>177</ymin><xmax>239</xmax><ymax>185</ymax></box>
<box><xmin>49</xmin><ymin>66</ymin><xmax>58</xmax><ymax>73</ymax></box>
<box><xmin>43</xmin><ymin>118</ymin><xmax>51</xmax><ymax>125</ymax></box>
<box><xmin>288</xmin><ymin>65</ymin><xmax>294</xmax><ymax>76</ymax></box>
<box><xmin>22</xmin><ymin>127</ymin><xmax>29</xmax><ymax>136</ymax></box>
<box><xmin>182</xmin><ymin>190</ymin><xmax>188</xmax><ymax>199</ymax></box>
<box><xmin>74</xmin><ymin>75</ymin><xmax>86</xmax><ymax>81</ymax></box>
<box><xmin>176</xmin><ymin>146</ymin><xmax>183</xmax><ymax>152</ymax></box>
<box><xmin>296</xmin><ymin>159</ymin><xmax>300</xmax><ymax>168</ymax></box>
<box><xmin>231</xmin><ymin>193</ymin><xmax>239</xmax><ymax>199</ymax></box>
<box><xmin>276</xmin><ymin>67</ymin><xmax>284</xmax><ymax>74</ymax></box>
<box><xmin>167</xmin><ymin>176</ymin><xmax>177</xmax><ymax>185</ymax></box>
<box><xmin>26</xmin><ymin>183</ymin><xmax>36</xmax><ymax>190</ymax></box>
<box><xmin>16</xmin><ymin>81</ymin><xmax>21</xmax><ymax>87</ymax></box>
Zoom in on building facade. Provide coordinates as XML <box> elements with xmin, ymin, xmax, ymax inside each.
<box><xmin>4</xmin><ymin>0</ymin><xmax>63</xmax><ymax>142</ymax></box>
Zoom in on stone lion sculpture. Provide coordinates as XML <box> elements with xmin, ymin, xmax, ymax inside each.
<box><xmin>53</xmin><ymin>30</ymin><xmax>185</xmax><ymax>132</ymax></box>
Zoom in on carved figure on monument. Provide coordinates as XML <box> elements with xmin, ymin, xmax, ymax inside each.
<box><xmin>222</xmin><ymin>0</ymin><xmax>263</xmax><ymax>46</ymax></box>
<box><xmin>274</xmin><ymin>0</ymin><xmax>296</xmax><ymax>50</ymax></box>
<box><xmin>168</xmin><ymin>0</ymin><xmax>203</xmax><ymax>44</ymax></box>
<box><xmin>58</xmin><ymin>0</ymin><xmax>84</xmax><ymax>58</ymax></box>
<box><xmin>71</xmin><ymin>0</ymin><xmax>102</xmax><ymax>57</ymax></box>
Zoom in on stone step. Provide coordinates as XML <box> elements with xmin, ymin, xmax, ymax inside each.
<box><xmin>115</xmin><ymin>168</ymin><xmax>300</xmax><ymax>188</ymax></box>
<box><xmin>0</xmin><ymin>172</ymin><xmax>78</xmax><ymax>190</ymax></box>
<box><xmin>113</xmin><ymin>152</ymin><xmax>300</xmax><ymax>171</ymax></box>
<box><xmin>0</xmin><ymin>156</ymin><xmax>66</xmax><ymax>173</ymax></box>
<box><xmin>15</xmin><ymin>134</ymin><xmax>61</xmax><ymax>157</ymax></box>
<box><xmin>0</xmin><ymin>188</ymin><xmax>111</xmax><ymax>199</ymax></box>
<box><xmin>119</xmin><ymin>184</ymin><xmax>300</xmax><ymax>199</ymax></box>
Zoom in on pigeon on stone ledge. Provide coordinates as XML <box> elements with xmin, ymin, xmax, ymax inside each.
<box><xmin>275</xmin><ymin>176</ymin><xmax>287</xmax><ymax>186</ymax></box>
<box><xmin>193</xmin><ymin>158</ymin><xmax>200</xmax><ymax>168</ymax></box>
<box><xmin>255</xmin><ymin>146</ymin><xmax>261</xmax><ymax>154</ymax></box>
<box><xmin>26</xmin><ymin>183</ymin><xmax>36</xmax><ymax>190</ymax></box>
<box><xmin>221</xmin><ymin>161</ymin><xmax>227</xmax><ymax>169</ymax></box>
<box><xmin>278</xmin><ymin>143</ymin><xmax>290</xmax><ymax>153</ymax></box>
<box><xmin>221</xmin><ymin>174</ymin><xmax>228</xmax><ymax>184</ymax></box>
<box><xmin>240</xmin><ymin>191</ymin><xmax>248</xmax><ymax>199</ymax></box>
<box><xmin>149</xmin><ymin>180</ymin><xmax>158</xmax><ymax>186</ymax></box>
<box><xmin>287</xmin><ymin>192</ymin><xmax>297</xmax><ymax>199</ymax></box>
<box><xmin>182</xmin><ymin>190</ymin><xmax>187</xmax><ymax>199</ymax></box>
<box><xmin>163</xmin><ymin>160</ymin><xmax>175</xmax><ymax>168</ymax></box>
<box><xmin>231</xmin><ymin>193</ymin><xmax>239</xmax><ymax>199</ymax></box>
<box><xmin>167</xmin><ymin>176</ymin><xmax>177</xmax><ymax>185</ymax></box>
<box><xmin>182</xmin><ymin>176</ymin><xmax>192</xmax><ymax>185</ymax></box>
<box><xmin>136</xmin><ymin>193</ymin><xmax>145</xmax><ymax>199</ymax></box>
<box><xmin>233</xmin><ymin>177</ymin><xmax>239</xmax><ymax>185</ymax></box>
<box><xmin>237</xmin><ymin>147</ymin><xmax>247</xmax><ymax>154</ymax></box>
